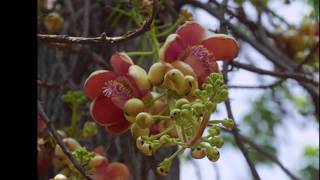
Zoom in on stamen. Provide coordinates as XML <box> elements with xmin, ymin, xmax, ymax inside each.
<box><xmin>102</xmin><ymin>79</ymin><xmax>134</xmax><ymax>98</ymax></box>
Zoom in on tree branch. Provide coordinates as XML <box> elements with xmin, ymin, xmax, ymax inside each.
<box><xmin>37</xmin><ymin>101</ymin><xmax>94</xmax><ymax>180</ymax></box>
<box><xmin>231</xmin><ymin>61</ymin><xmax>319</xmax><ymax>86</ymax></box>
<box><xmin>38</xmin><ymin>0</ymin><xmax>157</xmax><ymax>45</ymax></box>
<box><xmin>238</xmin><ymin>134</ymin><xmax>301</xmax><ymax>180</ymax></box>
<box><xmin>216</xmin><ymin>1</ymin><xmax>261</xmax><ymax>179</ymax></box>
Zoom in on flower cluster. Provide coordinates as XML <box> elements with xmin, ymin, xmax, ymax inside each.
<box><xmin>83</xmin><ymin>21</ymin><xmax>239</xmax><ymax>176</ymax></box>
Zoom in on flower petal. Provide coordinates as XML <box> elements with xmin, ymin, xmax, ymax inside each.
<box><xmin>90</xmin><ymin>95</ymin><xmax>125</xmax><ymax>126</ymax></box>
<box><xmin>84</xmin><ymin>70</ymin><xmax>118</xmax><ymax>100</ymax></box>
<box><xmin>176</xmin><ymin>21</ymin><xmax>205</xmax><ymax>46</ymax></box>
<box><xmin>183</xmin><ymin>45</ymin><xmax>219</xmax><ymax>85</ymax></box>
<box><xmin>101</xmin><ymin>77</ymin><xmax>135</xmax><ymax>109</ymax></box>
<box><xmin>201</xmin><ymin>34</ymin><xmax>239</xmax><ymax>61</ymax></box>
<box><xmin>105</xmin><ymin>162</ymin><xmax>130</xmax><ymax>180</ymax></box>
<box><xmin>159</xmin><ymin>34</ymin><xmax>187</xmax><ymax>63</ymax></box>
<box><xmin>110</xmin><ymin>52</ymin><xmax>134</xmax><ymax>76</ymax></box>
<box><xmin>92</xmin><ymin>161</ymin><xmax>109</xmax><ymax>180</ymax></box>
<box><xmin>105</xmin><ymin>119</ymin><xmax>131</xmax><ymax>135</ymax></box>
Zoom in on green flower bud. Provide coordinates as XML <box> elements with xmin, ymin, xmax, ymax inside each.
<box><xmin>213</xmin><ymin>79</ymin><xmax>223</xmax><ymax>89</ymax></box>
<box><xmin>216</xmin><ymin>90</ymin><xmax>228</xmax><ymax>102</ymax></box>
<box><xmin>124</xmin><ymin>98</ymin><xmax>146</xmax><ymax>122</ymax></box>
<box><xmin>191</xmin><ymin>103</ymin><xmax>205</xmax><ymax>116</ymax></box>
<box><xmin>208</xmin><ymin>126</ymin><xmax>220</xmax><ymax>136</ymax></box>
<box><xmin>131</xmin><ymin>123</ymin><xmax>150</xmax><ymax>139</ymax></box>
<box><xmin>210</xmin><ymin>136</ymin><xmax>224</xmax><ymax>148</ymax></box>
<box><xmin>194</xmin><ymin>89</ymin><xmax>202</xmax><ymax>97</ymax></box>
<box><xmin>222</xmin><ymin>118</ymin><xmax>234</xmax><ymax>129</ymax></box>
<box><xmin>136</xmin><ymin>136</ymin><xmax>145</xmax><ymax>150</ymax></box>
<box><xmin>181</xmin><ymin>109</ymin><xmax>192</xmax><ymax>118</ymax></box>
<box><xmin>159</xmin><ymin>135</ymin><xmax>171</xmax><ymax>145</ymax></box>
<box><xmin>207</xmin><ymin>146</ymin><xmax>220</xmax><ymax>162</ymax></box>
<box><xmin>205</xmin><ymin>102</ymin><xmax>215</xmax><ymax>111</ymax></box>
<box><xmin>170</xmin><ymin>109</ymin><xmax>181</xmax><ymax>119</ymax></box>
<box><xmin>150</xmin><ymin>140</ymin><xmax>161</xmax><ymax>152</ymax></box>
<box><xmin>175</xmin><ymin>98</ymin><xmax>190</xmax><ymax>108</ymax></box>
<box><xmin>142</xmin><ymin>143</ymin><xmax>153</xmax><ymax>156</ymax></box>
<box><xmin>136</xmin><ymin>112</ymin><xmax>153</xmax><ymax>129</ymax></box>
<box><xmin>191</xmin><ymin>146</ymin><xmax>207</xmax><ymax>159</ymax></box>
<box><xmin>157</xmin><ymin>158</ymin><xmax>172</xmax><ymax>176</ymax></box>
<box><xmin>82</xmin><ymin>122</ymin><xmax>98</xmax><ymax>138</ymax></box>
<box><xmin>181</xmin><ymin>104</ymin><xmax>191</xmax><ymax>110</ymax></box>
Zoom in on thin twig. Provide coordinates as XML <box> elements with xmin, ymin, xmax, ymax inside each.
<box><xmin>228</xmin><ymin>78</ymin><xmax>285</xmax><ymax>89</ymax></box>
<box><xmin>223</xmin><ymin>63</ymin><xmax>261</xmax><ymax>180</ymax></box>
<box><xmin>222</xmin><ymin>127</ymin><xmax>301</xmax><ymax>180</ymax></box>
<box><xmin>232</xmin><ymin>61</ymin><xmax>318</xmax><ymax>86</ymax></box>
<box><xmin>217</xmin><ymin>0</ymin><xmax>261</xmax><ymax>178</ymax></box>
<box><xmin>37</xmin><ymin>79</ymin><xmax>69</xmax><ymax>89</ymax></box>
<box><xmin>239</xmin><ymin>134</ymin><xmax>301</xmax><ymax>180</ymax></box>
<box><xmin>38</xmin><ymin>0</ymin><xmax>157</xmax><ymax>45</ymax></box>
<box><xmin>37</xmin><ymin>101</ymin><xmax>94</xmax><ymax>180</ymax></box>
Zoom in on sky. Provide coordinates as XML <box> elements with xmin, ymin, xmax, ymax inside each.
<box><xmin>179</xmin><ymin>0</ymin><xmax>319</xmax><ymax>180</ymax></box>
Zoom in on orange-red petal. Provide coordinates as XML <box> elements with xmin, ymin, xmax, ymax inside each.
<box><xmin>201</xmin><ymin>34</ymin><xmax>239</xmax><ymax>61</ymax></box>
<box><xmin>90</xmin><ymin>95</ymin><xmax>125</xmax><ymax>126</ymax></box>
<box><xmin>105</xmin><ymin>162</ymin><xmax>130</xmax><ymax>180</ymax></box>
<box><xmin>176</xmin><ymin>21</ymin><xmax>205</xmax><ymax>47</ymax></box>
<box><xmin>105</xmin><ymin>119</ymin><xmax>131</xmax><ymax>135</ymax></box>
<box><xmin>159</xmin><ymin>34</ymin><xmax>187</xmax><ymax>63</ymax></box>
<box><xmin>92</xmin><ymin>161</ymin><xmax>109</xmax><ymax>180</ymax></box>
<box><xmin>183</xmin><ymin>45</ymin><xmax>219</xmax><ymax>85</ymax></box>
<box><xmin>110</xmin><ymin>52</ymin><xmax>134</xmax><ymax>76</ymax></box>
<box><xmin>84</xmin><ymin>70</ymin><xmax>118</xmax><ymax>100</ymax></box>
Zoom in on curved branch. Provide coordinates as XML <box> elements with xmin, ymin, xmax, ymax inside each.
<box><xmin>37</xmin><ymin>101</ymin><xmax>94</xmax><ymax>180</ymax></box>
<box><xmin>38</xmin><ymin>0</ymin><xmax>157</xmax><ymax>45</ymax></box>
<box><xmin>232</xmin><ymin>62</ymin><xmax>319</xmax><ymax>86</ymax></box>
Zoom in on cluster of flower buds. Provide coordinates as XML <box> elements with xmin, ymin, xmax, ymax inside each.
<box><xmin>129</xmin><ymin>73</ymin><xmax>235</xmax><ymax>175</ymax></box>
<box><xmin>51</xmin><ymin>136</ymin><xmax>129</xmax><ymax>180</ymax></box>
<box><xmin>83</xmin><ymin>21</ymin><xmax>239</xmax><ymax>176</ymax></box>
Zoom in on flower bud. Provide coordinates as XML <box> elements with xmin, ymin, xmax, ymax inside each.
<box><xmin>131</xmin><ymin>123</ymin><xmax>150</xmax><ymax>139</ymax></box>
<box><xmin>128</xmin><ymin>65</ymin><xmax>151</xmax><ymax>91</ymax></box>
<box><xmin>207</xmin><ymin>146</ymin><xmax>220</xmax><ymax>162</ymax></box>
<box><xmin>184</xmin><ymin>75</ymin><xmax>198</xmax><ymax>96</ymax></box>
<box><xmin>63</xmin><ymin>138</ymin><xmax>81</xmax><ymax>151</ymax></box>
<box><xmin>175</xmin><ymin>98</ymin><xmax>190</xmax><ymax>108</ymax></box>
<box><xmin>53</xmin><ymin>174</ymin><xmax>68</xmax><ymax>180</ymax></box>
<box><xmin>159</xmin><ymin>135</ymin><xmax>172</xmax><ymax>147</ymax></box>
<box><xmin>171</xmin><ymin>60</ymin><xmax>196</xmax><ymax>77</ymax></box>
<box><xmin>208</xmin><ymin>126</ymin><xmax>220</xmax><ymax>136</ymax></box>
<box><xmin>88</xmin><ymin>154</ymin><xmax>107</xmax><ymax>168</ymax></box>
<box><xmin>191</xmin><ymin>103</ymin><xmax>205</xmax><ymax>116</ymax></box>
<box><xmin>82</xmin><ymin>122</ymin><xmax>98</xmax><ymax>138</ymax></box>
<box><xmin>136</xmin><ymin>136</ymin><xmax>145</xmax><ymax>150</ymax></box>
<box><xmin>170</xmin><ymin>109</ymin><xmax>181</xmax><ymax>119</ymax></box>
<box><xmin>124</xmin><ymin>98</ymin><xmax>145</xmax><ymax>121</ymax></box>
<box><xmin>44</xmin><ymin>12</ymin><xmax>64</xmax><ymax>34</ymax></box>
<box><xmin>136</xmin><ymin>112</ymin><xmax>153</xmax><ymax>128</ymax></box>
<box><xmin>142</xmin><ymin>143</ymin><xmax>153</xmax><ymax>156</ymax></box>
<box><xmin>222</xmin><ymin>118</ymin><xmax>234</xmax><ymax>129</ymax></box>
<box><xmin>164</xmin><ymin>69</ymin><xmax>189</xmax><ymax>96</ymax></box>
<box><xmin>157</xmin><ymin>158</ymin><xmax>172</xmax><ymax>176</ymax></box>
<box><xmin>148</xmin><ymin>62</ymin><xmax>169</xmax><ymax>86</ymax></box>
<box><xmin>210</xmin><ymin>136</ymin><xmax>224</xmax><ymax>148</ymax></box>
<box><xmin>191</xmin><ymin>146</ymin><xmax>207</xmax><ymax>159</ymax></box>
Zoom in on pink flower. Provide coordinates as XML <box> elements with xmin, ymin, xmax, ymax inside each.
<box><xmin>159</xmin><ymin>21</ymin><xmax>239</xmax><ymax>85</ymax></box>
<box><xmin>84</xmin><ymin>52</ymin><xmax>151</xmax><ymax>134</ymax></box>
